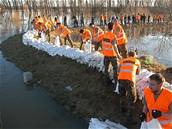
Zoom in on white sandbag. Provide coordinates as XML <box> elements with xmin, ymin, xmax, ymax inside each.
<box><xmin>114</xmin><ymin>81</ymin><xmax>120</xmax><ymax>94</ymax></box>
<box><xmin>54</xmin><ymin>36</ymin><xmax>61</xmax><ymax>47</ymax></box>
<box><xmin>88</xmin><ymin>118</ymin><xmax>127</xmax><ymax>129</ymax></box>
<box><xmin>84</xmin><ymin>41</ymin><xmax>92</xmax><ymax>53</ymax></box>
<box><xmin>23</xmin><ymin>30</ymin><xmax>105</xmax><ymax>73</ymax></box>
<box><xmin>136</xmin><ymin>69</ymin><xmax>154</xmax><ymax>100</ymax></box>
<box><xmin>41</xmin><ymin>32</ymin><xmax>46</xmax><ymax>42</ymax></box>
<box><xmin>140</xmin><ymin>119</ymin><xmax>162</xmax><ymax>129</ymax></box>
<box><xmin>163</xmin><ymin>82</ymin><xmax>172</xmax><ymax>91</ymax></box>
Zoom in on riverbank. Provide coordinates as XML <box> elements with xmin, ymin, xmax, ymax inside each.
<box><xmin>0</xmin><ymin>34</ymin><xmax>172</xmax><ymax>129</ymax></box>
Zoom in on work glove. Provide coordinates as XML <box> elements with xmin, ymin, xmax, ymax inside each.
<box><xmin>139</xmin><ymin>112</ymin><xmax>146</xmax><ymax>122</ymax></box>
<box><xmin>152</xmin><ymin>109</ymin><xmax>162</xmax><ymax>119</ymax></box>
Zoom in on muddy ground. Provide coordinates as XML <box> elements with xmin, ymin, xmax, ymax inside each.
<box><xmin>0</xmin><ymin>34</ymin><xmax>172</xmax><ymax>129</ymax></box>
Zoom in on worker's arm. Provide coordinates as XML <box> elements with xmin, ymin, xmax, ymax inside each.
<box><xmin>136</xmin><ymin>65</ymin><xmax>141</xmax><ymax>75</ymax></box>
<box><xmin>112</xmin><ymin>40</ymin><xmax>121</xmax><ymax>59</ymax></box>
<box><xmin>117</xmin><ymin>63</ymin><xmax>121</xmax><ymax>74</ymax></box>
<box><xmin>139</xmin><ymin>97</ymin><xmax>148</xmax><ymax>122</ymax></box>
<box><xmin>135</xmin><ymin>60</ymin><xmax>141</xmax><ymax>75</ymax></box>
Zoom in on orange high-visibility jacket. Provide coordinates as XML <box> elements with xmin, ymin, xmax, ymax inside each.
<box><xmin>144</xmin><ymin>87</ymin><xmax>172</xmax><ymax>129</ymax></box>
<box><xmin>104</xmin><ymin>15</ymin><xmax>107</xmax><ymax>20</ymax></box>
<box><xmin>36</xmin><ymin>24</ymin><xmax>43</xmax><ymax>32</ymax></box>
<box><xmin>118</xmin><ymin>57</ymin><xmax>140</xmax><ymax>84</ymax></box>
<box><xmin>100</xmin><ymin>15</ymin><xmax>104</xmax><ymax>20</ymax></box>
<box><xmin>34</xmin><ymin>18</ymin><xmax>39</xmax><ymax>30</ymax></box>
<box><xmin>92</xmin><ymin>26</ymin><xmax>104</xmax><ymax>42</ymax></box>
<box><xmin>81</xmin><ymin>29</ymin><xmax>91</xmax><ymax>42</ymax></box>
<box><xmin>101</xmin><ymin>31</ymin><xmax>117</xmax><ymax>57</ymax></box>
<box><xmin>113</xmin><ymin>23</ymin><xmax>127</xmax><ymax>45</ymax></box>
<box><xmin>56</xmin><ymin>24</ymin><xmax>71</xmax><ymax>38</ymax></box>
<box><xmin>45</xmin><ymin>20</ymin><xmax>53</xmax><ymax>30</ymax></box>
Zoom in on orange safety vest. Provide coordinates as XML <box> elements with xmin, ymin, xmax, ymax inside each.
<box><xmin>101</xmin><ymin>31</ymin><xmax>117</xmax><ymax>57</ymax></box>
<box><xmin>93</xmin><ymin>26</ymin><xmax>104</xmax><ymax>42</ymax></box>
<box><xmin>45</xmin><ymin>20</ymin><xmax>52</xmax><ymax>30</ymax></box>
<box><xmin>41</xmin><ymin>23</ymin><xmax>46</xmax><ymax>32</ymax></box>
<box><xmin>120</xmin><ymin>16</ymin><xmax>124</xmax><ymax>20</ymax></box>
<box><xmin>57</xmin><ymin>25</ymin><xmax>71</xmax><ymax>38</ymax></box>
<box><xmin>38</xmin><ymin>17</ymin><xmax>44</xmax><ymax>23</ymax></box>
<box><xmin>104</xmin><ymin>15</ymin><xmax>107</xmax><ymax>20</ymax></box>
<box><xmin>118</xmin><ymin>57</ymin><xmax>140</xmax><ymax>84</ymax></box>
<box><xmin>34</xmin><ymin>19</ymin><xmax>39</xmax><ymax>30</ymax></box>
<box><xmin>144</xmin><ymin>87</ymin><xmax>172</xmax><ymax>129</ymax></box>
<box><xmin>82</xmin><ymin>29</ymin><xmax>91</xmax><ymax>42</ymax></box>
<box><xmin>100</xmin><ymin>15</ymin><xmax>104</xmax><ymax>20</ymax></box>
<box><xmin>113</xmin><ymin>23</ymin><xmax>127</xmax><ymax>45</ymax></box>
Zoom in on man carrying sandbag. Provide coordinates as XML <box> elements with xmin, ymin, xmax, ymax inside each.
<box><xmin>89</xmin><ymin>23</ymin><xmax>104</xmax><ymax>51</ymax></box>
<box><xmin>113</xmin><ymin>19</ymin><xmax>128</xmax><ymax>58</ymax></box>
<box><xmin>56</xmin><ymin>22</ymin><xmax>73</xmax><ymax>47</ymax></box>
<box><xmin>79</xmin><ymin>29</ymin><xmax>92</xmax><ymax>50</ymax></box>
<box><xmin>139</xmin><ymin>73</ymin><xmax>172</xmax><ymax>129</ymax></box>
<box><xmin>99</xmin><ymin>22</ymin><xmax>121</xmax><ymax>85</ymax></box>
<box><xmin>118</xmin><ymin>51</ymin><xmax>141</xmax><ymax>122</ymax></box>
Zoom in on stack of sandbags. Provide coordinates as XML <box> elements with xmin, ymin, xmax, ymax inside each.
<box><xmin>23</xmin><ymin>30</ymin><xmax>105</xmax><ymax>73</ymax></box>
<box><xmin>88</xmin><ymin>118</ymin><xmax>127</xmax><ymax>129</ymax></box>
<box><xmin>136</xmin><ymin>69</ymin><xmax>154</xmax><ymax>100</ymax></box>
<box><xmin>23</xmin><ymin>30</ymin><xmax>172</xmax><ymax>100</ymax></box>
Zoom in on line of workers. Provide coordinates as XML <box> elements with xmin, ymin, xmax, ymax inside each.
<box><xmin>32</xmin><ymin>15</ymin><xmax>172</xmax><ymax>128</ymax></box>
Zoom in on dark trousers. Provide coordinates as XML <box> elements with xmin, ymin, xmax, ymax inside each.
<box><xmin>64</xmin><ymin>35</ymin><xmax>73</xmax><ymax>47</ymax></box>
<box><xmin>92</xmin><ymin>41</ymin><xmax>101</xmax><ymax>51</ymax></box>
<box><xmin>118</xmin><ymin>80</ymin><xmax>137</xmax><ymax>117</ymax></box>
<box><xmin>104</xmin><ymin>56</ymin><xmax>118</xmax><ymax>86</ymax></box>
<box><xmin>45</xmin><ymin>29</ymin><xmax>50</xmax><ymax>42</ymax></box>
<box><xmin>117</xmin><ymin>44</ymin><xmax>127</xmax><ymax>58</ymax></box>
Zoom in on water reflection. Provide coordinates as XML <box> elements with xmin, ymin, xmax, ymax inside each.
<box><xmin>0</xmin><ymin>51</ymin><xmax>87</xmax><ymax>128</ymax></box>
<box><xmin>1</xmin><ymin>10</ymin><xmax>172</xmax><ymax>66</ymax></box>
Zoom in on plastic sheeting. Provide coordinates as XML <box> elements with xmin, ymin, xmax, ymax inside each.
<box><xmin>88</xmin><ymin>118</ymin><xmax>128</xmax><ymax>129</ymax></box>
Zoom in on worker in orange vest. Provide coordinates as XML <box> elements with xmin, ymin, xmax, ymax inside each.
<box><xmin>99</xmin><ymin>22</ymin><xmax>121</xmax><ymax>85</ymax></box>
<box><xmin>79</xmin><ymin>29</ymin><xmax>92</xmax><ymax>50</ymax></box>
<box><xmin>104</xmin><ymin>15</ymin><xmax>107</xmax><ymax>25</ymax></box>
<box><xmin>36</xmin><ymin>22</ymin><xmax>45</xmax><ymax>38</ymax></box>
<box><xmin>118</xmin><ymin>51</ymin><xmax>141</xmax><ymax>122</ymax></box>
<box><xmin>90</xmin><ymin>23</ymin><xmax>104</xmax><ymax>51</ymax></box>
<box><xmin>113</xmin><ymin>19</ymin><xmax>128</xmax><ymax>58</ymax></box>
<box><xmin>100</xmin><ymin>15</ymin><xmax>104</xmax><ymax>26</ymax></box>
<box><xmin>139</xmin><ymin>73</ymin><xmax>172</xmax><ymax>129</ymax></box>
<box><xmin>45</xmin><ymin>20</ymin><xmax>53</xmax><ymax>42</ymax></box>
<box><xmin>56</xmin><ymin>23</ymin><xmax>73</xmax><ymax>47</ymax></box>
<box><xmin>33</xmin><ymin>16</ymin><xmax>39</xmax><ymax>30</ymax></box>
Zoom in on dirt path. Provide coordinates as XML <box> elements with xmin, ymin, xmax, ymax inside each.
<box><xmin>1</xmin><ymin>34</ymin><xmax>171</xmax><ymax>129</ymax></box>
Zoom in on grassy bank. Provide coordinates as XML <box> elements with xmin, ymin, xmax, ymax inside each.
<box><xmin>0</xmin><ymin>34</ymin><xmax>171</xmax><ymax>129</ymax></box>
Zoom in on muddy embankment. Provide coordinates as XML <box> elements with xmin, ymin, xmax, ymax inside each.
<box><xmin>0</xmin><ymin>34</ymin><xmax>172</xmax><ymax>129</ymax></box>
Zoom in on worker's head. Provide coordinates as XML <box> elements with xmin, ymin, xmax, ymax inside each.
<box><xmin>54</xmin><ymin>17</ymin><xmax>57</xmax><ymax>21</ymax></box>
<box><xmin>56</xmin><ymin>22</ymin><xmax>61</xmax><ymax>28</ymax></box>
<box><xmin>148</xmin><ymin>73</ymin><xmax>165</xmax><ymax>94</ymax></box>
<box><xmin>113</xmin><ymin>17</ymin><xmax>118</xmax><ymax>23</ymax></box>
<box><xmin>80</xmin><ymin>29</ymin><xmax>84</xmax><ymax>34</ymax></box>
<box><xmin>38</xmin><ymin>16</ymin><xmax>40</xmax><ymax>18</ymax></box>
<box><xmin>107</xmin><ymin>22</ymin><xmax>114</xmax><ymax>31</ymax></box>
<box><xmin>128</xmin><ymin>51</ymin><xmax>136</xmax><ymax>57</ymax></box>
<box><xmin>89</xmin><ymin>23</ymin><xmax>94</xmax><ymax>27</ymax></box>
